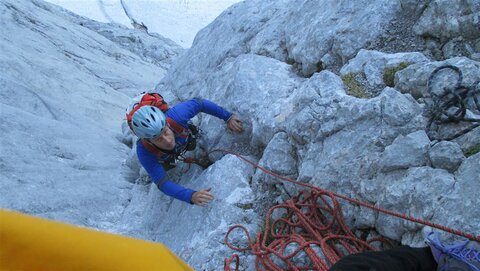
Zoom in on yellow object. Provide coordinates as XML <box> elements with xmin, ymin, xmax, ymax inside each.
<box><xmin>0</xmin><ymin>209</ymin><xmax>193</xmax><ymax>271</ymax></box>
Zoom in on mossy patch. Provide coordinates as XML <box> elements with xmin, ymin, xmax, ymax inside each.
<box><xmin>464</xmin><ymin>143</ymin><xmax>480</xmax><ymax>157</ymax></box>
<box><xmin>341</xmin><ymin>73</ymin><xmax>368</xmax><ymax>99</ymax></box>
<box><xmin>383</xmin><ymin>62</ymin><xmax>411</xmax><ymax>87</ymax></box>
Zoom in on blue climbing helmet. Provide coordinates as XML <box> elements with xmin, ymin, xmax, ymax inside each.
<box><xmin>130</xmin><ymin>105</ymin><xmax>167</xmax><ymax>139</ymax></box>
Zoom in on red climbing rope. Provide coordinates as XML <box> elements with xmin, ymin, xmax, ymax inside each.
<box><xmin>224</xmin><ymin>190</ymin><xmax>376</xmax><ymax>270</ymax></box>
<box><xmin>177</xmin><ymin>155</ymin><xmax>195</xmax><ymax>173</ymax></box>
<box><xmin>212</xmin><ymin>149</ymin><xmax>480</xmax><ymax>271</ymax></box>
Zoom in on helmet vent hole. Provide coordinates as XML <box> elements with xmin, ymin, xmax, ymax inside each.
<box><xmin>141</xmin><ymin>121</ymin><xmax>148</xmax><ymax>127</ymax></box>
<box><xmin>150</xmin><ymin>114</ymin><xmax>156</xmax><ymax>121</ymax></box>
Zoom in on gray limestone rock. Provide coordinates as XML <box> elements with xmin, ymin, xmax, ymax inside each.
<box><xmin>33</xmin><ymin>0</ymin><xmax>183</xmax><ymax>71</ymax></box>
<box><xmin>412</xmin><ymin>0</ymin><xmax>480</xmax><ymax>60</ymax></box>
<box><xmin>251</xmin><ymin>132</ymin><xmax>299</xmax><ymax>215</ymax></box>
<box><xmin>340</xmin><ymin>49</ymin><xmax>429</xmax><ymax>93</ymax></box>
<box><xmin>395</xmin><ymin>57</ymin><xmax>480</xmax><ymax>99</ymax></box>
<box><xmin>196</xmin><ymin>54</ymin><xmax>301</xmax><ymax>152</ymax></box>
<box><xmin>144</xmin><ymin>155</ymin><xmax>262</xmax><ymax>270</ymax></box>
<box><xmin>453</xmin><ymin>126</ymin><xmax>480</xmax><ymax>152</ymax></box>
<box><xmin>413</xmin><ymin>0</ymin><xmax>480</xmax><ymax>41</ymax></box>
<box><xmin>5</xmin><ymin>0</ymin><xmax>480</xmax><ymax>268</ymax></box>
<box><xmin>429</xmin><ymin>141</ymin><xmax>465</xmax><ymax>172</ymax></box>
<box><xmin>443</xmin><ymin>37</ymin><xmax>477</xmax><ymax>59</ymax></box>
<box><xmin>414</xmin><ymin>0</ymin><xmax>480</xmax><ymax>59</ymax></box>
<box><xmin>375</xmin><ymin>167</ymin><xmax>456</xmax><ymax>240</ymax></box>
<box><xmin>381</xmin><ymin>87</ymin><xmax>424</xmax><ymax>127</ymax></box>
<box><xmin>158</xmin><ymin>0</ymin><xmax>404</xmax><ymax>94</ymax></box>
<box><xmin>78</xmin><ymin>20</ymin><xmax>183</xmax><ymax>71</ymax></box>
<box><xmin>431</xmin><ymin>153</ymin><xmax>480</xmax><ymax>241</ymax></box>
<box><xmin>379</xmin><ymin>130</ymin><xmax>431</xmax><ymax>172</ymax></box>
<box><xmin>0</xmin><ymin>0</ymin><xmax>166</xmax><ymax>228</ymax></box>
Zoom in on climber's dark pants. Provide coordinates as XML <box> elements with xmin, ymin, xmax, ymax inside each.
<box><xmin>329</xmin><ymin>246</ymin><xmax>437</xmax><ymax>271</ymax></box>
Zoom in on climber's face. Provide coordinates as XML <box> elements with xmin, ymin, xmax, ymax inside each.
<box><xmin>151</xmin><ymin>126</ymin><xmax>175</xmax><ymax>150</ymax></box>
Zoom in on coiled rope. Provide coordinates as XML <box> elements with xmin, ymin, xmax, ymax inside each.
<box><xmin>426</xmin><ymin>65</ymin><xmax>480</xmax><ymax>140</ymax></box>
<box><xmin>212</xmin><ymin>149</ymin><xmax>480</xmax><ymax>270</ymax></box>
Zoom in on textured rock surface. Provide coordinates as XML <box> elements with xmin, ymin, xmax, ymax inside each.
<box><xmin>251</xmin><ymin>132</ymin><xmax>299</xmax><ymax>216</ymax></box>
<box><xmin>150</xmin><ymin>3</ymin><xmax>480</xmax><ymax>266</ymax></box>
<box><xmin>78</xmin><ymin>20</ymin><xmax>183</xmax><ymax>71</ymax></box>
<box><xmin>413</xmin><ymin>0</ymin><xmax>480</xmax><ymax>60</ymax></box>
<box><xmin>341</xmin><ymin>49</ymin><xmax>429</xmax><ymax>93</ymax></box>
<box><xmin>379</xmin><ymin>130</ymin><xmax>431</xmax><ymax>172</ymax></box>
<box><xmin>375</xmin><ymin>167</ymin><xmax>456</xmax><ymax>241</ymax></box>
<box><xmin>2</xmin><ymin>0</ymin><xmax>480</xmax><ymax>270</ymax></box>
<box><xmin>395</xmin><ymin>57</ymin><xmax>480</xmax><ymax>99</ymax></box>
<box><xmin>453</xmin><ymin>126</ymin><xmax>480</xmax><ymax>151</ymax></box>
<box><xmin>143</xmin><ymin>155</ymin><xmax>261</xmax><ymax>271</ymax></box>
<box><xmin>0</xmin><ymin>0</ymin><xmax>174</xmax><ymax>227</ymax></box>
<box><xmin>432</xmin><ymin>153</ymin><xmax>480</xmax><ymax>242</ymax></box>
<box><xmin>413</xmin><ymin>0</ymin><xmax>480</xmax><ymax>41</ymax></box>
<box><xmin>429</xmin><ymin>141</ymin><xmax>465</xmax><ymax>172</ymax></box>
<box><xmin>159</xmin><ymin>0</ymin><xmax>404</xmax><ymax>87</ymax></box>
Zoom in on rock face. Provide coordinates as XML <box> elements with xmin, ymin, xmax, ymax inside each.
<box><xmin>340</xmin><ymin>49</ymin><xmax>429</xmax><ymax>96</ymax></box>
<box><xmin>251</xmin><ymin>132</ymin><xmax>299</xmax><ymax>216</ymax></box>
<box><xmin>413</xmin><ymin>0</ymin><xmax>480</xmax><ymax>60</ymax></box>
<box><xmin>2</xmin><ymin>0</ymin><xmax>480</xmax><ymax>270</ymax></box>
<box><xmin>395</xmin><ymin>57</ymin><xmax>480</xmax><ymax>99</ymax></box>
<box><xmin>0</xmin><ymin>0</ymin><xmax>180</xmax><ymax>228</ymax></box>
<box><xmin>144</xmin><ymin>0</ymin><xmax>480</xmax><ymax>268</ymax></box>
<box><xmin>432</xmin><ymin>153</ymin><xmax>480</xmax><ymax>243</ymax></box>
<box><xmin>78</xmin><ymin>20</ymin><xmax>183</xmax><ymax>71</ymax></box>
<box><xmin>142</xmin><ymin>155</ymin><xmax>260</xmax><ymax>271</ymax></box>
<box><xmin>375</xmin><ymin>167</ymin><xmax>456</xmax><ymax>241</ymax></box>
<box><xmin>379</xmin><ymin>130</ymin><xmax>431</xmax><ymax>172</ymax></box>
<box><xmin>429</xmin><ymin>141</ymin><xmax>465</xmax><ymax>172</ymax></box>
<box><xmin>159</xmin><ymin>0</ymin><xmax>404</xmax><ymax>89</ymax></box>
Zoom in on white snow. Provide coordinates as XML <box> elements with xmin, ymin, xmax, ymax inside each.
<box><xmin>44</xmin><ymin>0</ymin><xmax>242</xmax><ymax>47</ymax></box>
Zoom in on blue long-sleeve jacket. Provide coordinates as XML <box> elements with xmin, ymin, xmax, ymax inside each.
<box><xmin>136</xmin><ymin>99</ymin><xmax>232</xmax><ymax>204</ymax></box>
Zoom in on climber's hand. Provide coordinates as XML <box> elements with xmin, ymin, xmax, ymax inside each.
<box><xmin>227</xmin><ymin>114</ymin><xmax>244</xmax><ymax>133</ymax></box>
<box><xmin>192</xmin><ymin>188</ymin><xmax>214</xmax><ymax>207</ymax></box>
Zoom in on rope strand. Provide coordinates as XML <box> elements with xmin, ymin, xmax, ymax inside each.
<box><xmin>214</xmin><ymin>149</ymin><xmax>480</xmax><ymax>271</ymax></box>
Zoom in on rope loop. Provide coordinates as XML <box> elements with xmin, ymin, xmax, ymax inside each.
<box><xmin>225</xmin><ymin>224</ymin><xmax>255</xmax><ymax>252</ymax></box>
<box><xmin>224</xmin><ymin>254</ymin><xmax>240</xmax><ymax>271</ymax></box>
<box><xmin>214</xmin><ymin>149</ymin><xmax>480</xmax><ymax>271</ymax></box>
<box><xmin>426</xmin><ymin>65</ymin><xmax>480</xmax><ymax>140</ymax></box>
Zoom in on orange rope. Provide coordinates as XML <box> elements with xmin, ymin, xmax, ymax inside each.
<box><xmin>213</xmin><ymin>149</ymin><xmax>480</xmax><ymax>271</ymax></box>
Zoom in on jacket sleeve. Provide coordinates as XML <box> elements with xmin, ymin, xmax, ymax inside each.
<box><xmin>158</xmin><ymin>181</ymin><xmax>195</xmax><ymax>204</ymax></box>
<box><xmin>167</xmin><ymin>98</ymin><xmax>232</xmax><ymax>126</ymax></box>
<box><xmin>136</xmin><ymin>142</ymin><xmax>195</xmax><ymax>204</ymax></box>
